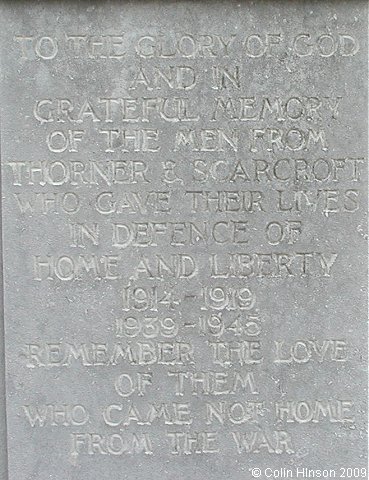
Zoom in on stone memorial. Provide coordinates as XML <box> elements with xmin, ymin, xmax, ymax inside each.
<box><xmin>0</xmin><ymin>1</ymin><xmax>367</xmax><ymax>479</ymax></box>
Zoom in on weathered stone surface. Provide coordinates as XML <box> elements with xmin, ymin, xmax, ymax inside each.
<box><xmin>0</xmin><ymin>1</ymin><xmax>367</xmax><ymax>479</ymax></box>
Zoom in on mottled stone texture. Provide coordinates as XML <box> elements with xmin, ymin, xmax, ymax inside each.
<box><xmin>0</xmin><ymin>1</ymin><xmax>367</xmax><ymax>480</ymax></box>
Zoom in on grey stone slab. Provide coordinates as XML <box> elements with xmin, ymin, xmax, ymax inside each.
<box><xmin>0</xmin><ymin>1</ymin><xmax>367</xmax><ymax>480</ymax></box>
<box><xmin>0</xmin><ymin>119</ymin><xmax>7</xmax><ymax>480</ymax></box>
